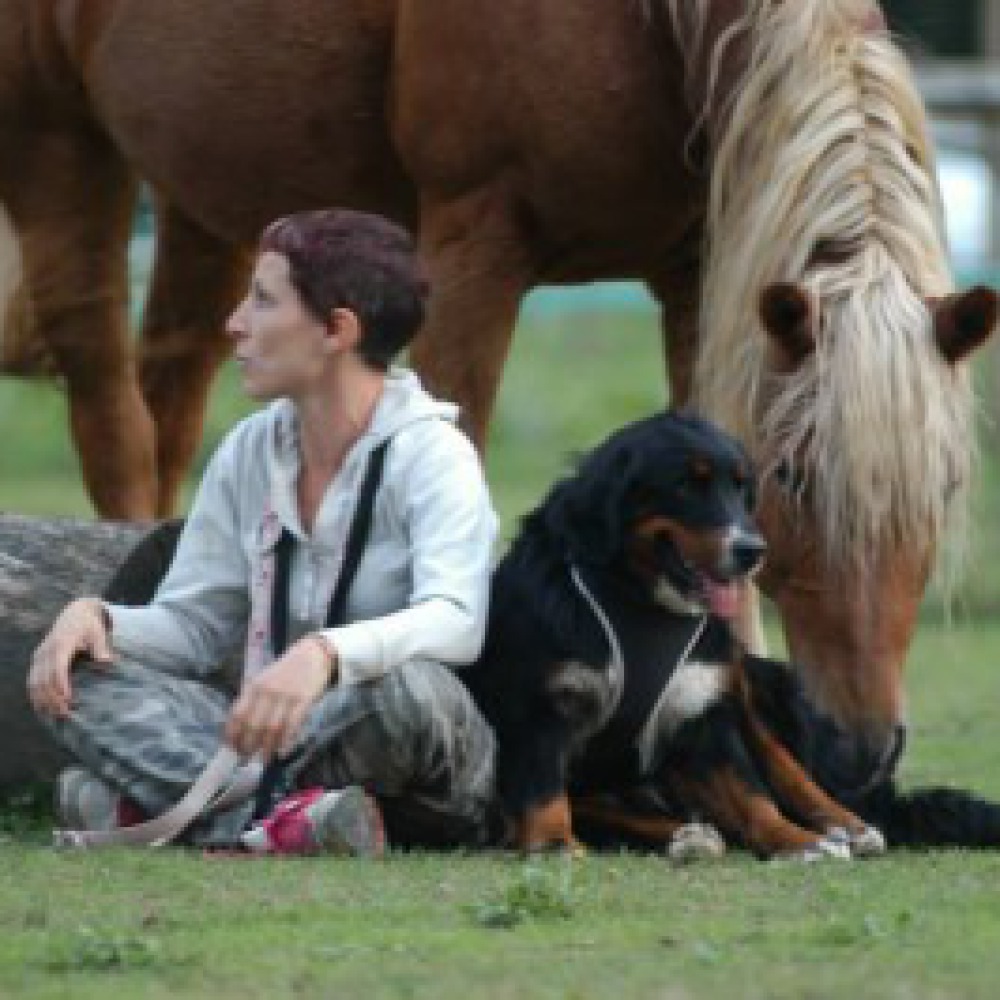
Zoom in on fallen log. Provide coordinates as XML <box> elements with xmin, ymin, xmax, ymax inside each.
<box><xmin>0</xmin><ymin>514</ymin><xmax>175</xmax><ymax>786</ymax></box>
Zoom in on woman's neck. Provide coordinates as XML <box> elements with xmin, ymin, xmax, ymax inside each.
<box><xmin>294</xmin><ymin>361</ymin><xmax>386</xmax><ymax>529</ymax></box>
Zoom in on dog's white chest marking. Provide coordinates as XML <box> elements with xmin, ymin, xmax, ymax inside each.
<box><xmin>636</xmin><ymin>660</ymin><xmax>728</xmax><ymax>770</ymax></box>
<box><xmin>547</xmin><ymin>660</ymin><xmax>618</xmax><ymax>741</ymax></box>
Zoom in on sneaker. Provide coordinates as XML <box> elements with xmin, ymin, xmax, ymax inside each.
<box><xmin>55</xmin><ymin>767</ymin><xmax>146</xmax><ymax>831</ymax></box>
<box><xmin>240</xmin><ymin>786</ymin><xmax>386</xmax><ymax>857</ymax></box>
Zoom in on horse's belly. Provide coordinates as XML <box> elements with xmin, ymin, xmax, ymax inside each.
<box><xmin>79</xmin><ymin>0</ymin><xmax>414</xmax><ymax>239</ymax></box>
<box><xmin>391</xmin><ymin>0</ymin><xmax>703</xmax><ymax>281</ymax></box>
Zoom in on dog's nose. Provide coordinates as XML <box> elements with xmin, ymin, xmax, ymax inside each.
<box><xmin>731</xmin><ymin>533</ymin><xmax>766</xmax><ymax>574</ymax></box>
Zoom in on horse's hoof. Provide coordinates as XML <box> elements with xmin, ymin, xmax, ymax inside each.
<box><xmin>668</xmin><ymin>821</ymin><xmax>726</xmax><ymax>863</ymax></box>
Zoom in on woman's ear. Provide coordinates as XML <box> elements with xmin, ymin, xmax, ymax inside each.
<box><xmin>327</xmin><ymin>307</ymin><xmax>363</xmax><ymax>352</ymax></box>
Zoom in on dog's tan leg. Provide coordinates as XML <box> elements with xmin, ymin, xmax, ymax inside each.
<box><xmin>741</xmin><ymin>718</ymin><xmax>885</xmax><ymax>855</ymax></box>
<box><xmin>517</xmin><ymin>795</ymin><xmax>579</xmax><ymax>852</ymax></box>
<box><xmin>571</xmin><ymin>794</ymin><xmax>687</xmax><ymax>844</ymax></box>
<box><xmin>673</xmin><ymin>769</ymin><xmax>849</xmax><ymax>859</ymax></box>
<box><xmin>571</xmin><ymin>794</ymin><xmax>725</xmax><ymax>860</ymax></box>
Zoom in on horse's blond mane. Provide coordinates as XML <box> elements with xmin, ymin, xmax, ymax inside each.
<box><xmin>665</xmin><ymin>0</ymin><xmax>972</xmax><ymax>570</ymax></box>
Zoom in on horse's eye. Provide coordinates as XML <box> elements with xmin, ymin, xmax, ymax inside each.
<box><xmin>773</xmin><ymin>460</ymin><xmax>806</xmax><ymax>498</ymax></box>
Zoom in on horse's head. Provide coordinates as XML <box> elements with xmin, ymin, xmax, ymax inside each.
<box><xmin>751</xmin><ymin>280</ymin><xmax>996</xmax><ymax>774</ymax></box>
<box><xmin>682</xmin><ymin>0</ymin><xmax>1000</xmax><ymax>777</ymax></box>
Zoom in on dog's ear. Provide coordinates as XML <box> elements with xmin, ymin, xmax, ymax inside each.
<box><xmin>558</xmin><ymin>441</ymin><xmax>638</xmax><ymax>565</ymax></box>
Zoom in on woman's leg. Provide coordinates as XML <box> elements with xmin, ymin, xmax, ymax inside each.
<box><xmin>293</xmin><ymin>660</ymin><xmax>496</xmax><ymax>847</ymax></box>
<box><xmin>40</xmin><ymin>660</ymin><xmax>253</xmax><ymax>845</ymax></box>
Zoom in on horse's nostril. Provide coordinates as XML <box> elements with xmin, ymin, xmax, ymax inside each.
<box><xmin>732</xmin><ymin>535</ymin><xmax>766</xmax><ymax>572</ymax></box>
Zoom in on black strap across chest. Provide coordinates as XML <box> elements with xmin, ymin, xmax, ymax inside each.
<box><xmin>570</xmin><ymin>565</ymin><xmax>708</xmax><ymax>788</ymax></box>
<box><xmin>270</xmin><ymin>438</ymin><xmax>390</xmax><ymax>657</ymax></box>
<box><xmin>252</xmin><ymin>439</ymin><xmax>390</xmax><ymax>821</ymax></box>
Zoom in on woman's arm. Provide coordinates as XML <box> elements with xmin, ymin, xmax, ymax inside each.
<box><xmin>323</xmin><ymin>422</ymin><xmax>498</xmax><ymax>685</ymax></box>
<box><xmin>106</xmin><ymin>432</ymin><xmax>252</xmax><ymax>675</ymax></box>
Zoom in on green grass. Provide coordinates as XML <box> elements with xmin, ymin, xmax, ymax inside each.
<box><xmin>4</xmin><ymin>303</ymin><xmax>1000</xmax><ymax>613</ymax></box>
<box><xmin>4</xmin><ymin>297</ymin><xmax>1000</xmax><ymax>996</ymax></box>
<box><xmin>2</xmin><ymin>621</ymin><xmax>1000</xmax><ymax>1000</ymax></box>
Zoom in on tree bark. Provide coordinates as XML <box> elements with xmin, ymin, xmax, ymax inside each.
<box><xmin>0</xmin><ymin>515</ymin><xmax>161</xmax><ymax>786</ymax></box>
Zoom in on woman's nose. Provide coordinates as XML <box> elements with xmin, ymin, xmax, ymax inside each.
<box><xmin>226</xmin><ymin>298</ymin><xmax>249</xmax><ymax>338</ymax></box>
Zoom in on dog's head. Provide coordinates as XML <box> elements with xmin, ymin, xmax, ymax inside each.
<box><xmin>549</xmin><ymin>409</ymin><xmax>764</xmax><ymax>618</ymax></box>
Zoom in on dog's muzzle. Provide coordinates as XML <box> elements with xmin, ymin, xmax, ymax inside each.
<box><xmin>728</xmin><ymin>528</ymin><xmax>766</xmax><ymax>577</ymax></box>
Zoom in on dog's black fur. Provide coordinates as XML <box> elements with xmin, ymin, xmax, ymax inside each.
<box><xmin>462</xmin><ymin>409</ymin><xmax>1000</xmax><ymax>855</ymax></box>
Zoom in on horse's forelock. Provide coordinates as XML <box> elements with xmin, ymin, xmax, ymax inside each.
<box><xmin>760</xmin><ymin>274</ymin><xmax>974</xmax><ymax>573</ymax></box>
<box><xmin>687</xmin><ymin>0</ymin><xmax>973</xmax><ymax>570</ymax></box>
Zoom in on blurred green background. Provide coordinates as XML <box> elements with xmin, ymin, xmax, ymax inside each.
<box><xmin>2</xmin><ymin>248</ymin><xmax>1000</xmax><ymax>622</ymax></box>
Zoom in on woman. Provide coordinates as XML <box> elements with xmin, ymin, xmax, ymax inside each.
<box><xmin>27</xmin><ymin>209</ymin><xmax>498</xmax><ymax>852</ymax></box>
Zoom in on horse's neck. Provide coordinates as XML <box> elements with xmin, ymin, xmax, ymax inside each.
<box><xmin>671</xmin><ymin>0</ymin><xmax>886</xmax><ymax>152</ymax></box>
<box><xmin>662</xmin><ymin>1</ymin><xmax>750</xmax><ymax>149</ymax></box>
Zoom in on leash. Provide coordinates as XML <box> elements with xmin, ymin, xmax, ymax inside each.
<box><xmin>251</xmin><ymin>438</ymin><xmax>390</xmax><ymax>821</ymax></box>
<box><xmin>569</xmin><ymin>565</ymin><xmax>625</xmax><ymax>694</ymax></box>
<box><xmin>53</xmin><ymin>746</ymin><xmax>261</xmax><ymax>849</ymax></box>
<box><xmin>54</xmin><ymin>439</ymin><xmax>390</xmax><ymax>850</ymax></box>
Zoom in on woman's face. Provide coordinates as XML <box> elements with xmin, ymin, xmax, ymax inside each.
<box><xmin>227</xmin><ymin>251</ymin><xmax>330</xmax><ymax>401</ymax></box>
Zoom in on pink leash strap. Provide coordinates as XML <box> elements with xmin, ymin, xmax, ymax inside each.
<box><xmin>53</xmin><ymin>747</ymin><xmax>261</xmax><ymax>849</ymax></box>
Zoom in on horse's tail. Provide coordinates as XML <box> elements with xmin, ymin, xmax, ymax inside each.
<box><xmin>857</xmin><ymin>783</ymin><xmax>1000</xmax><ymax>849</ymax></box>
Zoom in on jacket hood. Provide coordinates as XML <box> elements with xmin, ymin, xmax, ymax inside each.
<box><xmin>366</xmin><ymin>368</ymin><xmax>459</xmax><ymax>441</ymax></box>
<box><xmin>263</xmin><ymin>369</ymin><xmax>460</xmax><ymax>539</ymax></box>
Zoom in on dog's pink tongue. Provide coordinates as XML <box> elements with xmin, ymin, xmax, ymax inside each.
<box><xmin>703</xmin><ymin>578</ymin><xmax>740</xmax><ymax>619</ymax></box>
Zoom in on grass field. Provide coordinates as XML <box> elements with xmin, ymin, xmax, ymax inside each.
<box><xmin>4</xmin><ymin>297</ymin><xmax>1000</xmax><ymax>611</ymax></box>
<box><xmin>3</xmin><ymin>297</ymin><xmax>1000</xmax><ymax>997</ymax></box>
<box><xmin>2</xmin><ymin>621</ymin><xmax>999</xmax><ymax>1000</ymax></box>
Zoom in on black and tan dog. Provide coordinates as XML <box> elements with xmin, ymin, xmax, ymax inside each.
<box><xmin>105</xmin><ymin>413</ymin><xmax>1000</xmax><ymax>854</ymax></box>
<box><xmin>463</xmin><ymin>409</ymin><xmax>886</xmax><ymax>859</ymax></box>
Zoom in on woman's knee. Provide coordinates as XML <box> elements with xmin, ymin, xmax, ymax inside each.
<box><xmin>371</xmin><ymin>660</ymin><xmax>471</xmax><ymax>738</ymax></box>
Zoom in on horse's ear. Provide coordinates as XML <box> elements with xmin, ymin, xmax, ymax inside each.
<box><xmin>759</xmin><ymin>282</ymin><xmax>816</xmax><ymax>368</ymax></box>
<box><xmin>931</xmin><ymin>286</ymin><xmax>998</xmax><ymax>365</ymax></box>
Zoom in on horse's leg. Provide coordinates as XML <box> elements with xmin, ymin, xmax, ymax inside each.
<box><xmin>10</xmin><ymin>133</ymin><xmax>157</xmax><ymax>518</ymax></box>
<box><xmin>408</xmin><ymin>192</ymin><xmax>534</xmax><ymax>450</ymax></box>
<box><xmin>650</xmin><ymin>260</ymin><xmax>767</xmax><ymax>655</ymax></box>
<box><xmin>138</xmin><ymin>200</ymin><xmax>250</xmax><ymax>516</ymax></box>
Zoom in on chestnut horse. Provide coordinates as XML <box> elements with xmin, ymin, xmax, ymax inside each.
<box><xmin>0</xmin><ymin>0</ymin><xmax>995</xmax><ymax>777</ymax></box>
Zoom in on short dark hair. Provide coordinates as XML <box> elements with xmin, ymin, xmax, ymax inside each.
<box><xmin>259</xmin><ymin>209</ymin><xmax>428</xmax><ymax>371</ymax></box>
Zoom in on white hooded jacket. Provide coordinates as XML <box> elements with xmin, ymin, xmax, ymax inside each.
<box><xmin>108</xmin><ymin>370</ymin><xmax>498</xmax><ymax>687</ymax></box>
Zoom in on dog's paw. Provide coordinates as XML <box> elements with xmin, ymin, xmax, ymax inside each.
<box><xmin>667</xmin><ymin>821</ymin><xmax>726</xmax><ymax>863</ymax></box>
<box><xmin>774</xmin><ymin>834</ymin><xmax>852</xmax><ymax>863</ymax></box>
<box><xmin>847</xmin><ymin>824</ymin><xmax>886</xmax><ymax>857</ymax></box>
<box><xmin>822</xmin><ymin>824</ymin><xmax>886</xmax><ymax>858</ymax></box>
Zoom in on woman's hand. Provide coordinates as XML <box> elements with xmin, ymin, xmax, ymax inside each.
<box><xmin>225</xmin><ymin>634</ymin><xmax>337</xmax><ymax>760</ymax></box>
<box><xmin>27</xmin><ymin>598</ymin><xmax>113</xmax><ymax>719</ymax></box>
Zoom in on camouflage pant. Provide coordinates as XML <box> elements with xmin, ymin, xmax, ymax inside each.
<box><xmin>41</xmin><ymin>658</ymin><xmax>496</xmax><ymax>848</ymax></box>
